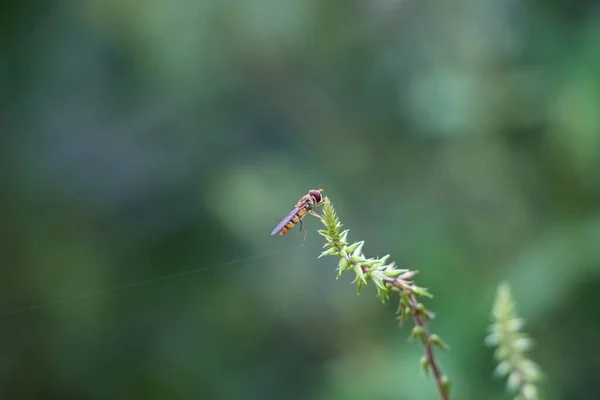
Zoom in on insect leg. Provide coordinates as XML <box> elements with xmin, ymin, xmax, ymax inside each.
<box><xmin>309</xmin><ymin>210</ymin><xmax>324</xmax><ymax>220</ymax></box>
<box><xmin>299</xmin><ymin>219</ymin><xmax>307</xmax><ymax>244</ymax></box>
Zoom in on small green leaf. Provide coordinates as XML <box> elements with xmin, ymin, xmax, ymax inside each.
<box><xmin>519</xmin><ymin>360</ymin><xmax>541</xmax><ymax>381</ymax></box>
<box><xmin>430</xmin><ymin>334</ymin><xmax>449</xmax><ymax>350</ymax></box>
<box><xmin>345</xmin><ymin>241</ymin><xmax>362</xmax><ymax>254</ymax></box>
<box><xmin>485</xmin><ymin>333</ymin><xmax>501</xmax><ymax>347</ymax></box>
<box><xmin>507</xmin><ymin>372</ymin><xmax>522</xmax><ymax>391</ymax></box>
<box><xmin>372</xmin><ymin>275</ymin><xmax>387</xmax><ymax>292</ymax></box>
<box><xmin>440</xmin><ymin>375</ymin><xmax>451</xmax><ymax>397</ymax></box>
<box><xmin>420</xmin><ymin>355</ymin><xmax>430</xmax><ymax>376</ymax></box>
<box><xmin>513</xmin><ymin>337</ymin><xmax>534</xmax><ymax>352</ymax></box>
<box><xmin>356</xmin><ymin>280</ymin><xmax>365</xmax><ymax>294</ymax></box>
<box><xmin>361</xmin><ymin>258</ymin><xmax>384</xmax><ymax>268</ymax></box>
<box><xmin>377</xmin><ymin>287</ymin><xmax>390</xmax><ymax>303</ymax></box>
<box><xmin>351</xmin><ymin>241</ymin><xmax>364</xmax><ymax>257</ymax></box>
<box><xmin>319</xmin><ymin>247</ymin><xmax>339</xmax><ymax>258</ymax></box>
<box><xmin>350</xmin><ymin>255</ymin><xmax>365</xmax><ymax>264</ymax></box>
<box><xmin>412</xmin><ymin>285</ymin><xmax>433</xmax><ymax>298</ymax></box>
<box><xmin>494</xmin><ymin>346</ymin><xmax>509</xmax><ymax>360</ymax></box>
<box><xmin>494</xmin><ymin>361</ymin><xmax>511</xmax><ymax>378</ymax></box>
<box><xmin>522</xmin><ymin>383</ymin><xmax>538</xmax><ymax>399</ymax></box>
<box><xmin>382</xmin><ymin>268</ymin><xmax>404</xmax><ymax>278</ymax></box>
<box><xmin>321</xmin><ymin>241</ymin><xmax>335</xmax><ymax>249</ymax></box>
<box><xmin>353</xmin><ymin>265</ymin><xmax>367</xmax><ymax>286</ymax></box>
<box><xmin>508</xmin><ymin>318</ymin><xmax>525</xmax><ymax>332</ymax></box>
<box><xmin>339</xmin><ymin>229</ymin><xmax>349</xmax><ymax>244</ymax></box>
<box><xmin>410</xmin><ymin>326</ymin><xmax>426</xmax><ymax>343</ymax></box>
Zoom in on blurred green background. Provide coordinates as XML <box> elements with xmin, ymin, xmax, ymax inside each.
<box><xmin>2</xmin><ymin>0</ymin><xmax>599</xmax><ymax>399</ymax></box>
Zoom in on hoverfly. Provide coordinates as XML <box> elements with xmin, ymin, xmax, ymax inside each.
<box><xmin>271</xmin><ymin>189</ymin><xmax>324</xmax><ymax>241</ymax></box>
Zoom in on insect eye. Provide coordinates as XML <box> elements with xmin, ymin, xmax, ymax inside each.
<box><xmin>309</xmin><ymin>189</ymin><xmax>322</xmax><ymax>202</ymax></box>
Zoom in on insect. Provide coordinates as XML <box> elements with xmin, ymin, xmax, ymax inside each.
<box><xmin>271</xmin><ymin>189</ymin><xmax>324</xmax><ymax>241</ymax></box>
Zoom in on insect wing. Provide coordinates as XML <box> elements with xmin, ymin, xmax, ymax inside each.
<box><xmin>271</xmin><ymin>206</ymin><xmax>302</xmax><ymax>236</ymax></box>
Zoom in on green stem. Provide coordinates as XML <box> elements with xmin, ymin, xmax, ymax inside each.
<box><xmin>407</xmin><ymin>291</ymin><xmax>449</xmax><ymax>400</ymax></box>
<box><xmin>318</xmin><ymin>197</ymin><xmax>450</xmax><ymax>400</ymax></box>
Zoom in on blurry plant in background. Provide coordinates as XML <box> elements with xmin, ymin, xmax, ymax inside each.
<box><xmin>1</xmin><ymin>0</ymin><xmax>600</xmax><ymax>399</ymax></box>
<box><xmin>486</xmin><ymin>283</ymin><xmax>542</xmax><ymax>400</ymax></box>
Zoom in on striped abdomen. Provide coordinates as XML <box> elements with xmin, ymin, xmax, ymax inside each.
<box><xmin>279</xmin><ymin>206</ymin><xmax>309</xmax><ymax>235</ymax></box>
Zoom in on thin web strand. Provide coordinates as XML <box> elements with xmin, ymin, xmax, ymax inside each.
<box><xmin>0</xmin><ymin>243</ymin><xmax>314</xmax><ymax>317</ymax></box>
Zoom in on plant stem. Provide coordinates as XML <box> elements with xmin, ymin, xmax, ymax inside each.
<box><xmin>318</xmin><ymin>197</ymin><xmax>450</xmax><ymax>400</ymax></box>
<box><xmin>407</xmin><ymin>291</ymin><xmax>448</xmax><ymax>400</ymax></box>
<box><xmin>380</xmin><ymin>274</ymin><xmax>448</xmax><ymax>400</ymax></box>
